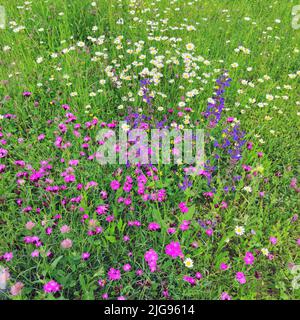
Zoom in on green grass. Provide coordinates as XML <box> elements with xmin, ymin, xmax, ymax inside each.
<box><xmin>0</xmin><ymin>0</ymin><xmax>299</xmax><ymax>300</ymax></box>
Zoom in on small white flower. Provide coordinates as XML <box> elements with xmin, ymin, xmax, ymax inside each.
<box><xmin>184</xmin><ymin>258</ymin><xmax>194</xmax><ymax>268</ymax></box>
<box><xmin>121</xmin><ymin>123</ymin><xmax>130</xmax><ymax>132</ymax></box>
<box><xmin>3</xmin><ymin>46</ymin><xmax>11</xmax><ymax>52</ymax></box>
<box><xmin>243</xmin><ymin>186</ymin><xmax>252</xmax><ymax>193</ymax></box>
<box><xmin>77</xmin><ymin>41</ymin><xmax>85</xmax><ymax>48</ymax></box>
<box><xmin>36</xmin><ymin>57</ymin><xmax>43</xmax><ymax>64</ymax></box>
<box><xmin>235</xmin><ymin>226</ymin><xmax>245</xmax><ymax>236</ymax></box>
<box><xmin>261</xmin><ymin>248</ymin><xmax>269</xmax><ymax>256</ymax></box>
<box><xmin>186</xmin><ymin>43</ymin><xmax>195</xmax><ymax>51</ymax></box>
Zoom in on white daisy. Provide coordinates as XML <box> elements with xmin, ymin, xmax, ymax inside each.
<box><xmin>235</xmin><ymin>226</ymin><xmax>245</xmax><ymax>236</ymax></box>
<box><xmin>184</xmin><ymin>258</ymin><xmax>194</xmax><ymax>268</ymax></box>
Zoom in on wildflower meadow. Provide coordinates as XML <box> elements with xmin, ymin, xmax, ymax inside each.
<box><xmin>0</xmin><ymin>0</ymin><xmax>299</xmax><ymax>301</ymax></box>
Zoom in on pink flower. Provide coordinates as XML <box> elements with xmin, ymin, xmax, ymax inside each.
<box><xmin>165</xmin><ymin>241</ymin><xmax>183</xmax><ymax>258</ymax></box>
<box><xmin>167</xmin><ymin>227</ymin><xmax>176</xmax><ymax>234</ymax></box>
<box><xmin>82</xmin><ymin>252</ymin><xmax>90</xmax><ymax>260</ymax></box>
<box><xmin>61</xmin><ymin>239</ymin><xmax>73</xmax><ymax>249</ymax></box>
<box><xmin>123</xmin><ymin>235</ymin><xmax>130</xmax><ymax>242</ymax></box>
<box><xmin>10</xmin><ymin>282</ymin><xmax>24</xmax><ymax>296</ymax></box>
<box><xmin>25</xmin><ymin>221</ymin><xmax>35</xmax><ymax>230</ymax></box>
<box><xmin>178</xmin><ymin>202</ymin><xmax>188</xmax><ymax>213</ymax></box>
<box><xmin>102</xmin><ymin>293</ymin><xmax>109</xmax><ymax>299</ymax></box>
<box><xmin>38</xmin><ymin>134</ymin><xmax>45</xmax><ymax>141</ymax></box>
<box><xmin>96</xmin><ymin>205</ymin><xmax>109</xmax><ymax>215</ymax></box>
<box><xmin>0</xmin><ymin>148</ymin><xmax>8</xmax><ymax>158</ymax></box>
<box><xmin>183</xmin><ymin>275</ymin><xmax>196</xmax><ymax>286</ymax></box>
<box><xmin>144</xmin><ymin>249</ymin><xmax>158</xmax><ymax>272</ymax></box>
<box><xmin>220</xmin><ymin>263</ymin><xmax>229</xmax><ymax>270</ymax></box>
<box><xmin>244</xmin><ymin>252</ymin><xmax>254</xmax><ymax>265</ymax></box>
<box><xmin>123</xmin><ymin>264</ymin><xmax>131</xmax><ymax>272</ymax></box>
<box><xmin>136</xmin><ymin>269</ymin><xmax>143</xmax><ymax>276</ymax></box>
<box><xmin>107</xmin><ymin>268</ymin><xmax>121</xmax><ymax>281</ymax></box>
<box><xmin>206</xmin><ymin>228</ymin><xmax>213</xmax><ymax>236</ymax></box>
<box><xmin>98</xmin><ymin>279</ymin><xmax>106</xmax><ymax>287</ymax></box>
<box><xmin>180</xmin><ymin>220</ymin><xmax>190</xmax><ymax>231</ymax></box>
<box><xmin>31</xmin><ymin>250</ymin><xmax>39</xmax><ymax>257</ymax></box>
<box><xmin>269</xmin><ymin>237</ymin><xmax>277</xmax><ymax>245</ymax></box>
<box><xmin>43</xmin><ymin>280</ymin><xmax>61</xmax><ymax>293</ymax></box>
<box><xmin>22</xmin><ymin>91</ymin><xmax>32</xmax><ymax>97</ymax></box>
<box><xmin>110</xmin><ymin>180</ymin><xmax>120</xmax><ymax>190</ymax></box>
<box><xmin>148</xmin><ymin>222</ymin><xmax>160</xmax><ymax>231</ymax></box>
<box><xmin>60</xmin><ymin>225</ymin><xmax>71</xmax><ymax>234</ymax></box>
<box><xmin>64</xmin><ymin>175</ymin><xmax>75</xmax><ymax>183</ymax></box>
<box><xmin>236</xmin><ymin>272</ymin><xmax>246</xmax><ymax>284</ymax></box>
<box><xmin>2</xmin><ymin>252</ymin><xmax>13</xmax><ymax>261</ymax></box>
<box><xmin>220</xmin><ymin>292</ymin><xmax>231</xmax><ymax>300</ymax></box>
<box><xmin>0</xmin><ymin>164</ymin><xmax>6</xmax><ymax>173</ymax></box>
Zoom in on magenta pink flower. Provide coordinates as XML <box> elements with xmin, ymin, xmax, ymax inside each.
<box><xmin>43</xmin><ymin>280</ymin><xmax>61</xmax><ymax>293</ymax></box>
<box><xmin>165</xmin><ymin>241</ymin><xmax>183</xmax><ymax>258</ymax></box>
<box><xmin>98</xmin><ymin>279</ymin><xmax>105</xmax><ymax>287</ymax></box>
<box><xmin>0</xmin><ymin>148</ymin><xmax>8</xmax><ymax>158</ymax></box>
<box><xmin>178</xmin><ymin>202</ymin><xmax>188</xmax><ymax>213</ymax></box>
<box><xmin>110</xmin><ymin>180</ymin><xmax>120</xmax><ymax>190</ymax></box>
<box><xmin>236</xmin><ymin>272</ymin><xmax>246</xmax><ymax>284</ymax></box>
<box><xmin>123</xmin><ymin>264</ymin><xmax>131</xmax><ymax>272</ymax></box>
<box><xmin>244</xmin><ymin>252</ymin><xmax>254</xmax><ymax>265</ymax></box>
<box><xmin>144</xmin><ymin>249</ymin><xmax>158</xmax><ymax>272</ymax></box>
<box><xmin>183</xmin><ymin>275</ymin><xmax>196</xmax><ymax>286</ymax></box>
<box><xmin>82</xmin><ymin>252</ymin><xmax>90</xmax><ymax>260</ymax></box>
<box><xmin>2</xmin><ymin>252</ymin><xmax>13</xmax><ymax>262</ymax></box>
<box><xmin>96</xmin><ymin>204</ymin><xmax>109</xmax><ymax>215</ymax></box>
<box><xmin>107</xmin><ymin>268</ymin><xmax>121</xmax><ymax>281</ymax></box>
<box><xmin>102</xmin><ymin>293</ymin><xmax>109</xmax><ymax>299</ymax></box>
<box><xmin>220</xmin><ymin>262</ymin><xmax>229</xmax><ymax>270</ymax></box>
<box><xmin>22</xmin><ymin>91</ymin><xmax>32</xmax><ymax>97</ymax></box>
<box><xmin>220</xmin><ymin>292</ymin><xmax>231</xmax><ymax>300</ymax></box>
<box><xmin>148</xmin><ymin>222</ymin><xmax>160</xmax><ymax>231</ymax></box>
<box><xmin>206</xmin><ymin>228</ymin><xmax>213</xmax><ymax>236</ymax></box>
